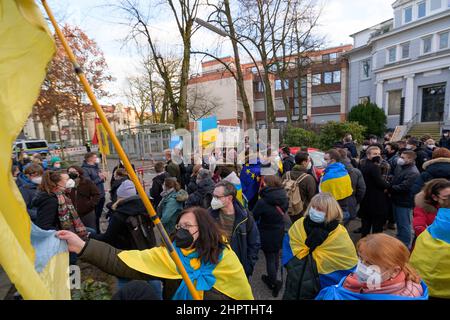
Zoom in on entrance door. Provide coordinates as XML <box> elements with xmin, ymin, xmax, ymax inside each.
<box><xmin>421</xmin><ymin>85</ymin><xmax>446</xmax><ymax>122</ymax></box>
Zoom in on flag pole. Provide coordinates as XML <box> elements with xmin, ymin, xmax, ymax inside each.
<box><xmin>40</xmin><ymin>0</ymin><xmax>200</xmax><ymax>300</ymax></box>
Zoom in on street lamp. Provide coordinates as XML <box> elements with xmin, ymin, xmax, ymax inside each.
<box><xmin>194</xmin><ymin>18</ymin><xmax>269</xmax><ymax>129</ymax></box>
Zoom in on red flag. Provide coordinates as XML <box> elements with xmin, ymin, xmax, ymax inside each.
<box><xmin>91</xmin><ymin>118</ymin><xmax>101</xmax><ymax>145</ymax></box>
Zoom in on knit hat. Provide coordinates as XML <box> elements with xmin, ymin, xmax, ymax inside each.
<box><xmin>50</xmin><ymin>156</ymin><xmax>62</xmax><ymax>165</ymax></box>
<box><xmin>117</xmin><ymin>180</ymin><xmax>136</xmax><ymax>199</ymax></box>
<box><xmin>197</xmin><ymin>168</ymin><xmax>212</xmax><ymax>181</ymax></box>
<box><xmin>432</xmin><ymin>147</ymin><xmax>450</xmax><ymax>159</ymax></box>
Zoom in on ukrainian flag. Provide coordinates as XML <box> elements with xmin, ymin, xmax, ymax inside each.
<box><xmin>223</xmin><ymin>171</ymin><xmax>244</xmax><ymax>206</ymax></box>
<box><xmin>0</xmin><ymin>0</ymin><xmax>71</xmax><ymax>299</ymax></box>
<box><xmin>198</xmin><ymin>116</ymin><xmax>218</xmax><ymax>148</ymax></box>
<box><xmin>319</xmin><ymin>162</ymin><xmax>353</xmax><ymax>201</ymax></box>
<box><xmin>410</xmin><ymin>208</ymin><xmax>450</xmax><ymax>299</ymax></box>
<box><xmin>282</xmin><ymin>217</ymin><xmax>357</xmax><ymax>288</ymax></box>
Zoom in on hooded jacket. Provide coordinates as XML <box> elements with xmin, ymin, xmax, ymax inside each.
<box><xmin>18</xmin><ymin>175</ymin><xmax>39</xmax><ymax>221</ymax></box>
<box><xmin>91</xmin><ymin>196</ymin><xmax>156</xmax><ymax>250</ymax></box>
<box><xmin>411</xmin><ymin>158</ymin><xmax>450</xmax><ymax>196</ymax></box>
<box><xmin>185</xmin><ymin>177</ymin><xmax>215</xmax><ymax>208</ymax></box>
<box><xmin>32</xmin><ymin>191</ymin><xmax>60</xmax><ymax>231</ymax></box>
<box><xmin>157</xmin><ymin>188</ymin><xmax>188</xmax><ymax>235</ymax></box>
<box><xmin>253</xmin><ymin>186</ymin><xmax>289</xmax><ymax>252</ymax></box>
<box><xmin>413</xmin><ymin>191</ymin><xmax>438</xmax><ymax>237</ymax></box>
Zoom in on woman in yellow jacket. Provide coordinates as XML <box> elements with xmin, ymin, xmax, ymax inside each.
<box><xmin>58</xmin><ymin>206</ymin><xmax>253</xmax><ymax>300</ymax></box>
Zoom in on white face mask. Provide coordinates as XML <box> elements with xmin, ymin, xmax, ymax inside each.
<box><xmin>308</xmin><ymin>207</ymin><xmax>326</xmax><ymax>223</ymax></box>
<box><xmin>427</xmin><ymin>144</ymin><xmax>435</xmax><ymax>150</ymax></box>
<box><xmin>31</xmin><ymin>176</ymin><xmax>42</xmax><ymax>185</ymax></box>
<box><xmin>362</xmin><ymin>146</ymin><xmax>369</xmax><ymax>150</ymax></box>
<box><xmin>397</xmin><ymin>158</ymin><xmax>406</xmax><ymax>166</ymax></box>
<box><xmin>53</xmin><ymin>163</ymin><xmax>61</xmax><ymax>169</ymax></box>
<box><xmin>306</xmin><ymin>162</ymin><xmax>312</xmax><ymax>170</ymax></box>
<box><xmin>406</xmin><ymin>145</ymin><xmax>413</xmax><ymax>150</ymax></box>
<box><xmin>355</xmin><ymin>259</ymin><xmax>384</xmax><ymax>288</ymax></box>
<box><xmin>211</xmin><ymin>197</ymin><xmax>225</xmax><ymax>210</ymax></box>
<box><xmin>65</xmin><ymin>179</ymin><xmax>76</xmax><ymax>189</ymax></box>
<box><xmin>95</xmin><ymin>158</ymin><xmax>101</xmax><ymax>164</ymax></box>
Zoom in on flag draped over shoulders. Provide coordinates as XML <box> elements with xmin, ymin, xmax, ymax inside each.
<box><xmin>0</xmin><ymin>0</ymin><xmax>69</xmax><ymax>299</ymax></box>
<box><xmin>319</xmin><ymin>162</ymin><xmax>353</xmax><ymax>201</ymax></box>
<box><xmin>282</xmin><ymin>217</ymin><xmax>358</xmax><ymax>288</ymax></box>
<box><xmin>410</xmin><ymin>208</ymin><xmax>450</xmax><ymax>299</ymax></box>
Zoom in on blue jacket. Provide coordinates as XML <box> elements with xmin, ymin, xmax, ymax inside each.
<box><xmin>18</xmin><ymin>174</ymin><xmax>39</xmax><ymax>221</ymax></box>
<box><xmin>209</xmin><ymin>200</ymin><xmax>261</xmax><ymax>276</ymax></box>
<box><xmin>82</xmin><ymin>161</ymin><xmax>105</xmax><ymax>196</ymax></box>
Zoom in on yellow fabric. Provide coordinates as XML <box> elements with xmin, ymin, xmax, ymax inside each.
<box><xmin>39</xmin><ymin>252</ymin><xmax>71</xmax><ymax>300</ymax></box>
<box><xmin>118</xmin><ymin>245</ymin><xmax>254</xmax><ymax>300</ymax></box>
<box><xmin>320</xmin><ymin>175</ymin><xmax>353</xmax><ymax>201</ymax></box>
<box><xmin>199</xmin><ymin>128</ymin><xmax>219</xmax><ymax>148</ymax></box>
<box><xmin>96</xmin><ymin>123</ymin><xmax>110</xmax><ymax>155</ymax></box>
<box><xmin>288</xmin><ymin>217</ymin><xmax>358</xmax><ymax>275</ymax></box>
<box><xmin>410</xmin><ymin>230</ymin><xmax>450</xmax><ymax>299</ymax></box>
<box><xmin>0</xmin><ymin>0</ymin><xmax>57</xmax><ymax>299</ymax></box>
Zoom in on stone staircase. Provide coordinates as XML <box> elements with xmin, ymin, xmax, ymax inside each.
<box><xmin>407</xmin><ymin>122</ymin><xmax>441</xmax><ymax>141</ymax></box>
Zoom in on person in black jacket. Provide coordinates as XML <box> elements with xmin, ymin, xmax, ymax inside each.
<box><xmin>186</xmin><ymin>164</ymin><xmax>202</xmax><ymax>195</ymax></box>
<box><xmin>18</xmin><ymin>164</ymin><xmax>43</xmax><ymax>222</ymax></box>
<box><xmin>439</xmin><ymin>130</ymin><xmax>450</xmax><ymax>150</ymax></box>
<box><xmin>252</xmin><ymin>175</ymin><xmax>288</xmax><ymax>297</ymax></box>
<box><xmin>407</xmin><ymin>138</ymin><xmax>429</xmax><ymax>172</ymax></box>
<box><xmin>149</xmin><ymin>162</ymin><xmax>170</xmax><ymax>208</ymax></box>
<box><xmin>185</xmin><ymin>169</ymin><xmax>215</xmax><ymax>209</ymax></box>
<box><xmin>343</xmin><ymin>133</ymin><xmax>357</xmax><ymax>159</ymax></box>
<box><xmin>359</xmin><ymin>146</ymin><xmax>390</xmax><ymax>237</ymax></box>
<box><xmin>110</xmin><ymin>168</ymin><xmax>129</xmax><ymax>204</ymax></box>
<box><xmin>111</xmin><ymin>160</ymin><xmax>135</xmax><ymax>190</ymax></box>
<box><xmin>280</xmin><ymin>146</ymin><xmax>295</xmax><ymax>174</ymax></box>
<box><xmin>388</xmin><ymin>151</ymin><xmax>420</xmax><ymax>248</ymax></box>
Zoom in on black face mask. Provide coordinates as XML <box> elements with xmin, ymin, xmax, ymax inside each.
<box><xmin>174</xmin><ymin>228</ymin><xmax>195</xmax><ymax>248</ymax></box>
<box><xmin>371</xmin><ymin>156</ymin><xmax>382</xmax><ymax>163</ymax></box>
<box><xmin>68</xmin><ymin>172</ymin><xmax>79</xmax><ymax>180</ymax></box>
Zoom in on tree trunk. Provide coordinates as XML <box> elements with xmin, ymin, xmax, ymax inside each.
<box><xmin>224</xmin><ymin>0</ymin><xmax>254</xmax><ymax>129</ymax></box>
<box><xmin>77</xmin><ymin>110</ymin><xmax>86</xmax><ymax>146</ymax></box>
<box><xmin>55</xmin><ymin>112</ymin><xmax>66</xmax><ymax>160</ymax></box>
<box><xmin>42</xmin><ymin>121</ymin><xmax>52</xmax><ymax>142</ymax></box>
<box><xmin>177</xmin><ymin>30</ymin><xmax>192</xmax><ymax>129</ymax></box>
<box><xmin>280</xmin><ymin>75</ymin><xmax>291</xmax><ymax>125</ymax></box>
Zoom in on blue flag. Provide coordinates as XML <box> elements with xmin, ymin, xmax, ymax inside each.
<box><xmin>240</xmin><ymin>162</ymin><xmax>261</xmax><ymax>204</ymax></box>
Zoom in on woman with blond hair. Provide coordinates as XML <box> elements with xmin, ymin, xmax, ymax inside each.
<box><xmin>282</xmin><ymin>193</ymin><xmax>358</xmax><ymax>300</ymax></box>
<box><xmin>316</xmin><ymin>233</ymin><xmax>428</xmax><ymax>300</ymax></box>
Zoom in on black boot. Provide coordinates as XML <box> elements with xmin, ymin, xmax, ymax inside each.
<box><xmin>272</xmin><ymin>280</ymin><xmax>282</xmax><ymax>298</ymax></box>
<box><xmin>261</xmin><ymin>275</ymin><xmax>275</xmax><ymax>291</ymax></box>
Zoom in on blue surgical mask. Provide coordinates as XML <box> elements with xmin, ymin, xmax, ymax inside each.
<box><xmin>309</xmin><ymin>207</ymin><xmax>326</xmax><ymax>223</ymax></box>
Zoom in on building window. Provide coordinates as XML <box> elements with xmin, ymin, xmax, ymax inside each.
<box><xmin>404</xmin><ymin>6</ymin><xmax>413</xmax><ymax>23</ymax></box>
<box><xmin>388</xmin><ymin>90</ymin><xmax>402</xmax><ymax>116</ymax></box>
<box><xmin>388</xmin><ymin>47</ymin><xmax>397</xmax><ymax>63</ymax></box>
<box><xmin>439</xmin><ymin>32</ymin><xmax>449</xmax><ymax>49</ymax></box>
<box><xmin>361</xmin><ymin>59</ymin><xmax>371</xmax><ymax>79</ymax></box>
<box><xmin>359</xmin><ymin>96</ymin><xmax>370</xmax><ymax>105</ymax></box>
<box><xmin>401</xmin><ymin>43</ymin><xmax>410</xmax><ymax>59</ymax></box>
<box><xmin>422</xmin><ymin>36</ymin><xmax>433</xmax><ymax>54</ymax></box>
<box><xmin>255</xmin><ymin>81</ymin><xmax>264</xmax><ymax>92</ymax></box>
<box><xmin>333</xmin><ymin>71</ymin><xmax>341</xmax><ymax>83</ymax></box>
<box><xmin>324</xmin><ymin>72</ymin><xmax>333</xmax><ymax>84</ymax></box>
<box><xmin>312</xmin><ymin>74</ymin><xmax>321</xmax><ymax>86</ymax></box>
<box><xmin>275</xmin><ymin>79</ymin><xmax>289</xmax><ymax>91</ymax></box>
<box><xmin>293</xmin><ymin>77</ymin><xmax>308</xmax><ymax>116</ymax></box>
<box><xmin>431</xmin><ymin>0</ymin><xmax>442</xmax><ymax>10</ymax></box>
<box><xmin>418</xmin><ymin>1</ymin><xmax>426</xmax><ymax>18</ymax></box>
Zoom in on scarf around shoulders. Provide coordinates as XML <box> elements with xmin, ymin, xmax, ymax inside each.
<box><xmin>55</xmin><ymin>191</ymin><xmax>87</xmax><ymax>239</ymax></box>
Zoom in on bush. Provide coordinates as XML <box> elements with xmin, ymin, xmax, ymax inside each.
<box><xmin>285</xmin><ymin>126</ymin><xmax>320</xmax><ymax>148</ymax></box>
<box><xmin>318</xmin><ymin>121</ymin><xmax>366</xmax><ymax>150</ymax></box>
<box><xmin>348</xmin><ymin>103</ymin><xmax>387</xmax><ymax>137</ymax></box>
<box><xmin>71</xmin><ymin>278</ymin><xmax>112</xmax><ymax>300</ymax></box>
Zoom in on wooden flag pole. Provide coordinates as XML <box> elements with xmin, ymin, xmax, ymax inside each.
<box><xmin>41</xmin><ymin>0</ymin><xmax>200</xmax><ymax>300</ymax></box>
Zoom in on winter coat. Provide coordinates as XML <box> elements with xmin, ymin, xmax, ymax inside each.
<box><xmin>413</xmin><ymin>147</ymin><xmax>430</xmax><ymax>173</ymax></box>
<box><xmin>282</xmin><ymin>155</ymin><xmax>295</xmax><ymax>173</ymax></box>
<box><xmin>186</xmin><ymin>175</ymin><xmax>198</xmax><ymax>195</ymax></box>
<box><xmin>283</xmin><ymin>165</ymin><xmax>317</xmax><ymax>213</ymax></box>
<box><xmin>185</xmin><ymin>178</ymin><xmax>215</xmax><ymax>209</ymax></box>
<box><xmin>32</xmin><ymin>191</ymin><xmax>60</xmax><ymax>231</ymax></box>
<box><xmin>157</xmin><ymin>189</ymin><xmax>188</xmax><ymax>235</ymax></box>
<box><xmin>283</xmin><ymin>253</ymin><xmax>321</xmax><ymax>300</ymax></box>
<box><xmin>78</xmin><ymin>239</ymin><xmax>230</xmax><ymax>300</ymax></box>
<box><xmin>109</xmin><ymin>177</ymin><xmax>127</xmax><ymax>204</ymax></box>
<box><xmin>439</xmin><ymin>136</ymin><xmax>450</xmax><ymax>150</ymax></box>
<box><xmin>110</xmin><ymin>163</ymin><xmax>135</xmax><ymax>189</ymax></box>
<box><xmin>149</xmin><ymin>172</ymin><xmax>170</xmax><ymax>208</ymax></box>
<box><xmin>389</xmin><ymin>163</ymin><xmax>420</xmax><ymax>208</ymax></box>
<box><xmin>209</xmin><ymin>201</ymin><xmax>261</xmax><ymax>276</ymax></box>
<box><xmin>91</xmin><ymin>196</ymin><xmax>156</xmax><ymax>250</ymax></box>
<box><xmin>69</xmin><ymin>178</ymin><xmax>101</xmax><ymax>216</ymax></box>
<box><xmin>411</xmin><ymin>158</ymin><xmax>450</xmax><ymax>196</ymax></box>
<box><xmin>252</xmin><ymin>187</ymin><xmax>289</xmax><ymax>253</ymax></box>
<box><xmin>18</xmin><ymin>177</ymin><xmax>39</xmax><ymax>221</ymax></box>
<box><xmin>386</xmin><ymin>153</ymin><xmax>400</xmax><ymax>176</ymax></box>
<box><xmin>82</xmin><ymin>161</ymin><xmax>105</xmax><ymax>196</ymax></box>
<box><xmin>342</xmin><ymin>161</ymin><xmax>366</xmax><ymax>218</ymax></box>
<box><xmin>413</xmin><ymin>191</ymin><xmax>438</xmax><ymax>237</ymax></box>
<box><xmin>165</xmin><ymin>160</ymin><xmax>181</xmax><ymax>184</ymax></box>
<box><xmin>344</xmin><ymin>142</ymin><xmax>358</xmax><ymax>158</ymax></box>
<box><xmin>359</xmin><ymin>159</ymin><xmax>390</xmax><ymax>217</ymax></box>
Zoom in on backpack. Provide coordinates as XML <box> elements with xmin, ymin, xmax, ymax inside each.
<box><xmin>124</xmin><ymin>214</ymin><xmax>156</xmax><ymax>250</ymax></box>
<box><xmin>283</xmin><ymin>171</ymin><xmax>308</xmax><ymax>216</ymax></box>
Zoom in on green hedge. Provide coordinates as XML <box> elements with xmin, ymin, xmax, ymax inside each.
<box><xmin>318</xmin><ymin>121</ymin><xmax>366</xmax><ymax>150</ymax></box>
<box><xmin>284</xmin><ymin>126</ymin><xmax>320</xmax><ymax>148</ymax></box>
<box><xmin>348</xmin><ymin>103</ymin><xmax>387</xmax><ymax>137</ymax></box>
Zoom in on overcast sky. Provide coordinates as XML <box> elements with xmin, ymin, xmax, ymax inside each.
<box><xmin>43</xmin><ymin>0</ymin><xmax>394</xmax><ymax>104</ymax></box>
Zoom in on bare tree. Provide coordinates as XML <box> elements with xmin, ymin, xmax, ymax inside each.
<box><xmin>187</xmin><ymin>86</ymin><xmax>221</xmax><ymax>121</ymax></box>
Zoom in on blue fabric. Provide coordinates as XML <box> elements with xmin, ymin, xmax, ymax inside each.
<box><xmin>321</xmin><ymin>162</ymin><xmax>348</xmax><ymax>183</ymax></box>
<box><xmin>281</xmin><ymin>233</ymin><xmax>294</xmax><ymax>266</ymax></box>
<box><xmin>316</xmin><ymin>277</ymin><xmax>429</xmax><ymax>300</ymax></box>
<box><xmin>428</xmin><ymin>208</ymin><xmax>450</xmax><ymax>244</ymax></box>
<box><xmin>172</xmin><ymin>244</ymin><xmax>222</xmax><ymax>300</ymax></box>
<box><xmin>198</xmin><ymin>116</ymin><xmax>217</xmax><ymax>132</ymax></box>
<box><xmin>393</xmin><ymin>205</ymin><xmax>413</xmax><ymax>248</ymax></box>
<box><xmin>31</xmin><ymin>223</ymin><xmax>68</xmax><ymax>273</ymax></box>
<box><xmin>170</xmin><ymin>135</ymin><xmax>183</xmax><ymax>150</ymax></box>
<box><xmin>240</xmin><ymin>163</ymin><xmax>261</xmax><ymax>204</ymax></box>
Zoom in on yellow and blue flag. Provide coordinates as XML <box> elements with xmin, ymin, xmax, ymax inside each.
<box><xmin>198</xmin><ymin>116</ymin><xmax>218</xmax><ymax>148</ymax></box>
<box><xmin>223</xmin><ymin>171</ymin><xmax>244</xmax><ymax>206</ymax></box>
<box><xmin>410</xmin><ymin>208</ymin><xmax>450</xmax><ymax>299</ymax></box>
<box><xmin>240</xmin><ymin>162</ymin><xmax>261</xmax><ymax>205</ymax></box>
<box><xmin>0</xmin><ymin>0</ymin><xmax>70</xmax><ymax>299</ymax></box>
<box><xmin>319</xmin><ymin>162</ymin><xmax>353</xmax><ymax>201</ymax></box>
<box><xmin>282</xmin><ymin>217</ymin><xmax>358</xmax><ymax>288</ymax></box>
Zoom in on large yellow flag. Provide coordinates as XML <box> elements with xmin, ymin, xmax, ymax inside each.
<box><xmin>0</xmin><ymin>0</ymin><xmax>69</xmax><ymax>299</ymax></box>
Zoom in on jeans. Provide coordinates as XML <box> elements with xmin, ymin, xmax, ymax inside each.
<box><xmin>393</xmin><ymin>205</ymin><xmax>412</xmax><ymax>248</ymax></box>
<box><xmin>361</xmin><ymin>214</ymin><xmax>386</xmax><ymax>237</ymax></box>
<box><xmin>117</xmin><ymin>277</ymin><xmax>163</xmax><ymax>300</ymax></box>
<box><xmin>263</xmin><ymin>251</ymin><xmax>280</xmax><ymax>284</ymax></box>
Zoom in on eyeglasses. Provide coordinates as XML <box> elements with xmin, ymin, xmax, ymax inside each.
<box><xmin>213</xmin><ymin>195</ymin><xmax>227</xmax><ymax>199</ymax></box>
<box><xmin>175</xmin><ymin>223</ymin><xmax>198</xmax><ymax>230</ymax></box>
<box><xmin>437</xmin><ymin>195</ymin><xmax>450</xmax><ymax>200</ymax></box>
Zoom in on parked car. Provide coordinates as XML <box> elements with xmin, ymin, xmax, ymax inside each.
<box><xmin>285</xmin><ymin>147</ymin><xmax>326</xmax><ymax>180</ymax></box>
